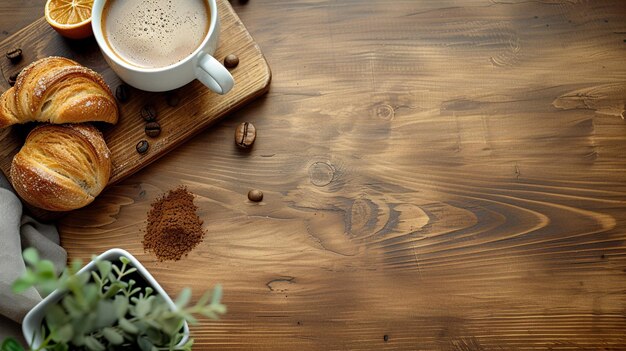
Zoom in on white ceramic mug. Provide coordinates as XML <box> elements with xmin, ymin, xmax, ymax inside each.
<box><xmin>91</xmin><ymin>0</ymin><xmax>234</xmax><ymax>93</ymax></box>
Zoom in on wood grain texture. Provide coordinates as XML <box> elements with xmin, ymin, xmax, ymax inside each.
<box><xmin>3</xmin><ymin>0</ymin><xmax>626</xmax><ymax>349</ymax></box>
<box><xmin>0</xmin><ymin>0</ymin><xmax>270</xmax><ymax>188</ymax></box>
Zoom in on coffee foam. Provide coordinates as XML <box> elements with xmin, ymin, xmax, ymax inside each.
<box><xmin>103</xmin><ymin>0</ymin><xmax>209</xmax><ymax>68</ymax></box>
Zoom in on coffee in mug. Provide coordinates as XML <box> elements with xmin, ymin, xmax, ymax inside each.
<box><xmin>92</xmin><ymin>0</ymin><xmax>234</xmax><ymax>93</ymax></box>
<box><xmin>102</xmin><ymin>0</ymin><xmax>210</xmax><ymax>69</ymax></box>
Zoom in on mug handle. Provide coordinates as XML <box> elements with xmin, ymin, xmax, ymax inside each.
<box><xmin>195</xmin><ymin>53</ymin><xmax>234</xmax><ymax>95</ymax></box>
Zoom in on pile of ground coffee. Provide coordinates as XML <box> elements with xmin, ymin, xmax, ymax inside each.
<box><xmin>143</xmin><ymin>186</ymin><xmax>205</xmax><ymax>261</ymax></box>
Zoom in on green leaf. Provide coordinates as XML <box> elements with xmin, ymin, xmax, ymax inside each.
<box><xmin>160</xmin><ymin>317</ymin><xmax>184</xmax><ymax>336</ymax></box>
<box><xmin>119</xmin><ymin>256</ymin><xmax>130</xmax><ymax>265</ymax></box>
<box><xmin>199</xmin><ymin>310</ymin><xmax>218</xmax><ymax>320</ymax></box>
<box><xmin>113</xmin><ymin>294</ymin><xmax>129</xmax><ymax>318</ymax></box>
<box><xmin>22</xmin><ymin>248</ymin><xmax>39</xmax><ymax>266</ymax></box>
<box><xmin>45</xmin><ymin>304</ymin><xmax>69</xmax><ymax>328</ymax></box>
<box><xmin>84</xmin><ymin>336</ymin><xmax>105</xmax><ymax>351</ymax></box>
<box><xmin>11</xmin><ymin>272</ymin><xmax>36</xmax><ymax>293</ymax></box>
<box><xmin>137</xmin><ymin>336</ymin><xmax>153</xmax><ymax>351</ymax></box>
<box><xmin>182</xmin><ymin>338</ymin><xmax>194</xmax><ymax>349</ymax></box>
<box><xmin>71</xmin><ymin>331</ymin><xmax>85</xmax><ymax>347</ymax></box>
<box><xmin>103</xmin><ymin>282</ymin><xmax>123</xmax><ymax>299</ymax></box>
<box><xmin>211</xmin><ymin>285</ymin><xmax>223</xmax><ymax>305</ymax></box>
<box><xmin>70</xmin><ymin>259</ymin><xmax>83</xmax><ymax>275</ymax></box>
<box><xmin>172</xmin><ymin>330</ymin><xmax>184</xmax><ymax>344</ymax></box>
<box><xmin>144</xmin><ymin>319</ymin><xmax>162</xmax><ymax>330</ymax></box>
<box><xmin>83</xmin><ymin>284</ymin><xmax>100</xmax><ymax>306</ymax></box>
<box><xmin>1</xmin><ymin>338</ymin><xmax>25</xmax><ymax>351</ymax></box>
<box><xmin>149</xmin><ymin>299</ymin><xmax>167</xmax><ymax>317</ymax></box>
<box><xmin>94</xmin><ymin>300</ymin><xmax>117</xmax><ymax>329</ymax></box>
<box><xmin>107</xmin><ymin>272</ymin><xmax>116</xmax><ymax>283</ymax></box>
<box><xmin>146</xmin><ymin>327</ymin><xmax>164</xmax><ymax>345</ymax></box>
<box><xmin>175</xmin><ymin>288</ymin><xmax>192</xmax><ymax>309</ymax></box>
<box><xmin>81</xmin><ymin>310</ymin><xmax>98</xmax><ymax>334</ymax></box>
<box><xmin>181</xmin><ymin>312</ymin><xmax>198</xmax><ymax>325</ymax></box>
<box><xmin>91</xmin><ymin>271</ymin><xmax>102</xmax><ymax>286</ymax></box>
<box><xmin>112</xmin><ymin>264</ymin><xmax>122</xmax><ymax>277</ymax></box>
<box><xmin>211</xmin><ymin>303</ymin><xmax>227</xmax><ymax>315</ymax></box>
<box><xmin>61</xmin><ymin>295</ymin><xmax>84</xmax><ymax>317</ymax></box>
<box><xmin>51</xmin><ymin>324</ymin><xmax>73</xmax><ymax>343</ymax></box>
<box><xmin>135</xmin><ymin>297</ymin><xmax>152</xmax><ymax>318</ymax></box>
<box><xmin>38</xmin><ymin>279</ymin><xmax>59</xmax><ymax>296</ymax></box>
<box><xmin>134</xmin><ymin>320</ymin><xmax>149</xmax><ymax>333</ymax></box>
<box><xmin>196</xmin><ymin>291</ymin><xmax>211</xmax><ymax>307</ymax></box>
<box><xmin>35</xmin><ymin>260</ymin><xmax>56</xmax><ymax>280</ymax></box>
<box><xmin>118</xmin><ymin>318</ymin><xmax>139</xmax><ymax>334</ymax></box>
<box><xmin>102</xmin><ymin>327</ymin><xmax>124</xmax><ymax>345</ymax></box>
<box><xmin>77</xmin><ymin>271</ymin><xmax>90</xmax><ymax>285</ymax></box>
<box><xmin>95</xmin><ymin>260</ymin><xmax>112</xmax><ymax>279</ymax></box>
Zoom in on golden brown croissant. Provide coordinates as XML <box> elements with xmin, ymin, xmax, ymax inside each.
<box><xmin>0</xmin><ymin>57</ymin><xmax>118</xmax><ymax>128</ymax></box>
<box><xmin>10</xmin><ymin>124</ymin><xmax>112</xmax><ymax>211</ymax></box>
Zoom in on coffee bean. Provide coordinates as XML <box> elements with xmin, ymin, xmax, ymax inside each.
<box><xmin>5</xmin><ymin>48</ymin><xmax>22</xmax><ymax>63</ymax></box>
<box><xmin>235</xmin><ymin>122</ymin><xmax>256</xmax><ymax>149</ymax></box>
<box><xmin>224</xmin><ymin>54</ymin><xmax>239</xmax><ymax>68</ymax></box>
<box><xmin>166</xmin><ymin>92</ymin><xmax>180</xmax><ymax>107</ymax></box>
<box><xmin>141</xmin><ymin>104</ymin><xmax>157</xmax><ymax>122</ymax></box>
<box><xmin>145</xmin><ymin>122</ymin><xmax>161</xmax><ymax>138</ymax></box>
<box><xmin>248</xmin><ymin>189</ymin><xmax>263</xmax><ymax>202</ymax></box>
<box><xmin>8</xmin><ymin>72</ymin><xmax>19</xmax><ymax>86</ymax></box>
<box><xmin>136</xmin><ymin>140</ymin><xmax>149</xmax><ymax>154</ymax></box>
<box><xmin>115</xmin><ymin>84</ymin><xmax>130</xmax><ymax>103</ymax></box>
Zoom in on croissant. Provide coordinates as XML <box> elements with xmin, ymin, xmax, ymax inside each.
<box><xmin>0</xmin><ymin>56</ymin><xmax>118</xmax><ymax>128</ymax></box>
<box><xmin>10</xmin><ymin>123</ymin><xmax>112</xmax><ymax>211</ymax></box>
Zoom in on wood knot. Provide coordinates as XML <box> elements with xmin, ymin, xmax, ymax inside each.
<box><xmin>375</xmin><ymin>104</ymin><xmax>395</xmax><ymax>121</ymax></box>
<box><xmin>308</xmin><ymin>161</ymin><xmax>335</xmax><ymax>187</ymax></box>
<box><xmin>348</xmin><ymin>198</ymin><xmax>377</xmax><ymax>237</ymax></box>
<box><xmin>266</xmin><ymin>277</ymin><xmax>295</xmax><ymax>292</ymax></box>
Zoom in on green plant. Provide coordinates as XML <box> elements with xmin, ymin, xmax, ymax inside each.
<box><xmin>2</xmin><ymin>248</ymin><xmax>226</xmax><ymax>351</ymax></box>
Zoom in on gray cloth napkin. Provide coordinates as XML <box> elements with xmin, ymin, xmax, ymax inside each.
<box><xmin>0</xmin><ymin>173</ymin><xmax>66</xmax><ymax>339</ymax></box>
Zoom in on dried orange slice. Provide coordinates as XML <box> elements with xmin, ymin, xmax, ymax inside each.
<box><xmin>45</xmin><ymin>0</ymin><xmax>94</xmax><ymax>40</ymax></box>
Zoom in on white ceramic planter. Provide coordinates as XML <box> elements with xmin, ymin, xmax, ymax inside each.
<box><xmin>22</xmin><ymin>248</ymin><xmax>189</xmax><ymax>348</ymax></box>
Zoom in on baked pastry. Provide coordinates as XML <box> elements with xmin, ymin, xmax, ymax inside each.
<box><xmin>10</xmin><ymin>124</ymin><xmax>111</xmax><ymax>211</ymax></box>
<box><xmin>0</xmin><ymin>56</ymin><xmax>118</xmax><ymax>128</ymax></box>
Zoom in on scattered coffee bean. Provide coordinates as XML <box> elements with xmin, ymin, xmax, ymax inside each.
<box><xmin>235</xmin><ymin>122</ymin><xmax>256</xmax><ymax>149</ymax></box>
<box><xmin>384</xmin><ymin>335</ymin><xmax>389</xmax><ymax>342</ymax></box>
<box><xmin>141</xmin><ymin>104</ymin><xmax>157</xmax><ymax>122</ymax></box>
<box><xmin>115</xmin><ymin>84</ymin><xmax>130</xmax><ymax>103</ymax></box>
<box><xmin>136</xmin><ymin>140</ymin><xmax>149</xmax><ymax>154</ymax></box>
<box><xmin>145</xmin><ymin>122</ymin><xmax>161</xmax><ymax>138</ymax></box>
<box><xmin>248</xmin><ymin>189</ymin><xmax>263</xmax><ymax>202</ymax></box>
<box><xmin>8</xmin><ymin>72</ymin><xmax>19</xmax><ymax>86</ymax></box>
<box><xmin>166</xmin><ymin>92</ymin><xmax>180</xmax><ymax>107</ymax></box>
<box><xmin>5</xmin><ymin>48</ymin><xmax>22</xmax><ymax>63</ymax></box>
<box><xmin>224</xmin><ymin>54</ymin><xmax>239</xmax><ymax>68</ymax></box>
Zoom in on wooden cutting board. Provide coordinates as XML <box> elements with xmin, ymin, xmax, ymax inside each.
<box><xmin>0</xmin><ymin>0</ymin><xmax>270</xmax><ymax>189</ymax></box>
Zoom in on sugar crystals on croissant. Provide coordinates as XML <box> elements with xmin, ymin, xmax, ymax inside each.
<box><xmin>0</xmin><ymin>56</ymin><xmax>118</xmax><ymax>128</ymax></box>
<box><xmin>10</xmin><ymin>123</ymin><xmax>112</xmax><ymax>211</ymax></box>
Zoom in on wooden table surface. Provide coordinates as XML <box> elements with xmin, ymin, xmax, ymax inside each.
<box><xmin>2</xmin><ymin>0</ymin><xmax>626</xmax><ymax>349</ymax></box>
